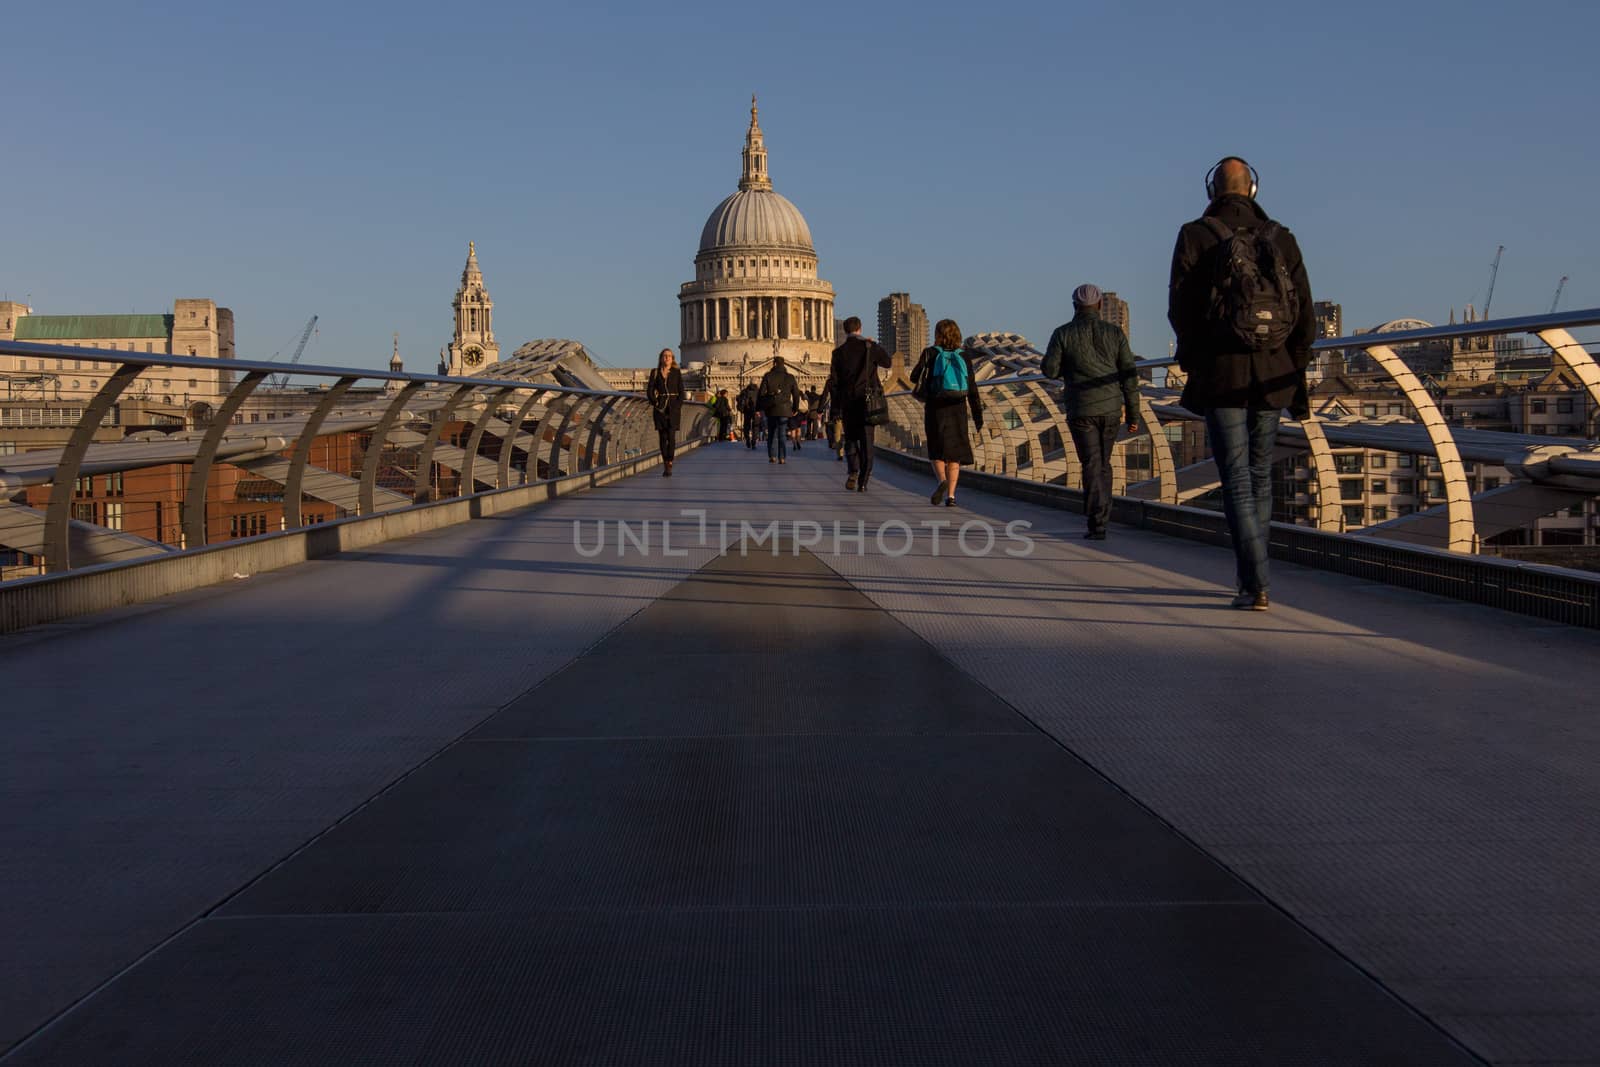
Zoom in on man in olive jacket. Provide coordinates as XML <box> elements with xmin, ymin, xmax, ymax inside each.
<box><xmin>1167</xmin><ymin>156</ymin><xmax>1314</xmax><ymax>610</ymax></box>
<box><xmin>1043</xmin><ymin>283</ymin><xmax>1140</xmax><ymax>540</ymax></box>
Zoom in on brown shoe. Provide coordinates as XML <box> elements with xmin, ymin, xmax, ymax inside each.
<box><xmin>845</xmin><ymin>474</ymin><xmax>858</xmax><ymax>491</ymax></box>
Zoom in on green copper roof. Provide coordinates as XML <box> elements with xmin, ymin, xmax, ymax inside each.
<box><xmin>14</xmin><ymin>314</ymin><xmax>173</xmax><ymax>340</ymax></box>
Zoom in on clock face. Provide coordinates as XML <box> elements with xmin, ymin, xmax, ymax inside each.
<box><xmin>463</xmin><ymin>345</ymin><xmax>485</xmax><ymax>368</ymax></box>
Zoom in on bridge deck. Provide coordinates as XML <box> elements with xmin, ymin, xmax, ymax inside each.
<box><xmin>4</xmin><ymin>443</ymin><xmax>1597</xmax><ymax>1065</ymax></box>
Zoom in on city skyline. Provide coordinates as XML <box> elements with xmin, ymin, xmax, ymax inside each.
<box><xmin>4</xmin><ymin>1</ymin><xmax>1597</xmax><ymax>372</ymax></box>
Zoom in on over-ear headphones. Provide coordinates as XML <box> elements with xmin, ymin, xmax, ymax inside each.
<box><xmin>1205</xmin><ymin>156</ymin><xmax>1259</xmax><ymax>200</ymax></box>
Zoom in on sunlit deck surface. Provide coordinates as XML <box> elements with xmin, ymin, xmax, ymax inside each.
<box><xmin>5</xmin><ymin>444</ymin><xmax>1597</xmax><ymax>1065</ymax></box>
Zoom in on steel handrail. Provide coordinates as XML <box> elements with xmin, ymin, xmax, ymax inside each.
<box><xmin>0</xmin><ymin>340</ymin><xmax>642</xmax><ymax>400</ymax></box>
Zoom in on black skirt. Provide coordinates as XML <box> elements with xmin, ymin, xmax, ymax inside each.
<box><xmin>924</xmin><ymin>398</ymin><xmax>975</xmax><ymax>464</ymax></box>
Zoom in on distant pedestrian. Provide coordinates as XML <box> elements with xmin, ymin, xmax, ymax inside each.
<box><xmin>758</xmin><ymin>356</ymin><xmax>803</xmax><ymax>464</ymax></box>
<box><xmin>646</xmin><ymin>348</ymin><xmax>683</xmax><ymax>478</ymax></box>
<box><xmin>1043</xmin><ymin>284</ymin><xmax>1140</xmax><ymax>540</ymax></box>
<box><xmin>830</xmin><ymin>317</ymin><xmax>892</xmax><ymax>491</ymax></box>
<box><xmin>713</xmin><ymin>389</ymin><xmax>734</xmax><ymax>442</ymax></box>
<box><xmin>737</xmin><ymin>382</ymin><xmax>761</xmax><ymax>449</ymax></box>
<box><xmin>1168</xmin><ymin>156</ymin><xmax>1315</xmax><ymax>610</ymax></box>
<box><xmin>911</xmin><ymin>318</ymin><xmax>983</xmax><ymax>508</ymax></box>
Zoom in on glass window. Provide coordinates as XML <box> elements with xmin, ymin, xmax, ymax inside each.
<box><xmin>1370</xmin><ymin>453</ymin><xmax>1387</xmax><ymax>468</ymax></box>
<box><xmin>1397</xmin><ymin>454</ymin><xmax>1414</xmax><ymax>468</ymax></box>
<box><xmin>1371</xmin><ymin>479</ymin><xmax>1387</xmax><ymax>493</ymax></box>
<box><xmin>1362</xmin><ymin>404</ymin><xmax>1378</xmax><ymax>417</ymax></box>
<box><xmin>103</xmin><ymin>502</ymin><xmax>123</xmax><ymax>530</ymax></box>
<box><xmin>1342</xmin><ymin>505</ymin><xmax>1364</xmax><ymax>526</ymax></box>
<box><xmin>1530</xmin><ymin>399</ymin><xmax>1547</xmax><ymax>414</ymax></box>
<box><xmin>1339</xmin><ymin>479</ymin><xmax>1363</xmax><ymax>500</ymax></box>
<box><xmin>1370</xmin><ymin>506</ymin><xmax>1388</xmax><ymax>521</ymax></box>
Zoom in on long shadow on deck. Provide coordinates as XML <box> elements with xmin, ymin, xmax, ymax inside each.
<box><xmin>5</xmin><ymin>547</ymin><xmax>1481</xmax><ymax>1065</ymax></box>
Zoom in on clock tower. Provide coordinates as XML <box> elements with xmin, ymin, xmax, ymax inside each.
<box><xmin>444</xmin><ymin>241</ymin><xmax>499</xmax><ymax>376</ymax></box>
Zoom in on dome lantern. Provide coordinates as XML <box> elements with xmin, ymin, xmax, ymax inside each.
<box><xmin>739</xmin><ymin>94</ymin><xmax>772</xmax><ymax>193</ymax></box>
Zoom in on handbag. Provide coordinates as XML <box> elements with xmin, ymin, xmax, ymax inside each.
<box><xmin>863</xmin><ymin>380</ymin><xmax>889</xmax><ymax>426</ymax></box>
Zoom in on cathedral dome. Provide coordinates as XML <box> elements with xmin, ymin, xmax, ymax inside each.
<box><xmin>698</xmin><ymin>189</ymin><xmax>814</xmax><ymax>254</ymax></box>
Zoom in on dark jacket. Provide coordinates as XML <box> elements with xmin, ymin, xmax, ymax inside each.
<box><xmin>829</xmin><ymin>335</ymin><xmax>892</xmax><ymax>399</ymax></box>
<box><xmin>758</xmin><ymin>366</ymin><xmax>802</xmax><ymax>418</ymax></box>
<box><xmin>910</xmin><ymin>346</ymin><xmax>984</xmax><ymax>430</ymax></box>
<box><xmin>736</xmin><ymin>383</ymin><xmax>760</xmax><ymax>415</ymax></box>
<box><xmin>646</xmin><ymin>366</ymin><xmax>683</xmax><ymax>430</ymax></box>
<box><xmin>713</xmin><ymin>395</ymin><xmax>732</xmax><ymax>419</ymax></box>
<box><xmin>1167</xmin><ymin>193</ymin><xmax>1314</xmax><ymax>413</ymax></box>
<box><xmin>1042</xmin><ymin>308</ymin><xmax>1140</xmax><ymax>422</ymax></box>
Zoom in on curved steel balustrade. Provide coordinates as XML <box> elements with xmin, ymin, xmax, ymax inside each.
<box><xmin>881</xmin><ymin>308</ymin><xmax>1600</xmax><ymax>554</ymax></box>
<box><xmin>0</xmin><ymin>341</ymin><xmax>711</xmax><ymax>576</ymax></box>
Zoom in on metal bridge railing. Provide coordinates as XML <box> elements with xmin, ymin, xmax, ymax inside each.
<box><xmin>880</xmin><ymin>307</ymin><xmax>1600</xmax><ymax>555</ymax></box>
<box><xmin>0</xmin><ymin>341</ymin><xmax>705</xmax><ymax>579</ymax></box>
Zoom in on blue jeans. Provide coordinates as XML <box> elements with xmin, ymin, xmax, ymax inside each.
<box><xmin>767</xmin><ymin>416</ymin><xmax>788</xmax><ymax>460</ymax></box>
<box><xmin>1205</xmin><ymin>407</ymin><xmax>1280</xmax><ymax>595</ymax></box>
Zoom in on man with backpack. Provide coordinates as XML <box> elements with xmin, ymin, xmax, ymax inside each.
<box><xmin>1043</xmin><ymin>284</ymin><xmax>1140</xmax><ymax>540</ymax></box>
<box><xmin>1168</xmin><ymin>156</ymin><xmax>1315</xmax><ymax>611</ymax></box>
<box><xmin>737</xmin><ymin>382</ymin><xmax>761</xmax><ymax>449</ymax></box>
<box><xmin>830</xmin><ymin>317</ymin><xmax>893</xmax><ymax>492</ymax></box>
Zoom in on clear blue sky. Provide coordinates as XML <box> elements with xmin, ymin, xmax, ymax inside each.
<box><xmin>6</xmin><ymin>0</ymin><xmax>1598</xmax><ymax>371</ymax></box>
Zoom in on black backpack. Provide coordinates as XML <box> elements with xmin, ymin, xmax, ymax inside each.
<box><xmin>1201</xmin><ymin>217</ymin><xmax>1297</xmax><ymax>351</ymax></box>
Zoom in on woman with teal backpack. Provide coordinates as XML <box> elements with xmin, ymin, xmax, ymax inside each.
<box><xmin>910</xmin><ymin>318</ymin><xmax>984</xmax><ymax>507</ymax></box>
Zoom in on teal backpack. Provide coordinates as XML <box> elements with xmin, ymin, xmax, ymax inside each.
<box><xmin>930</xmin><ymin>348</ymin><xmax>969</xmax><ymax>399</ymax></box>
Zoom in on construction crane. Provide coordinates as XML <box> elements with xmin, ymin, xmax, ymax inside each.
<box><xmin>1550</xmin><ymin>276</ymin><xmax>1569</xmax><ymax>314</ymax></box>
<box><xmin>268</xmin><ymin>315</ymin><xmax>318</xmax><ymax>389</ymax></box>
<box><xmin>1480</xmin><ymin>245</ymin><xmax>1504</xmax><ymax>321</ymax></box>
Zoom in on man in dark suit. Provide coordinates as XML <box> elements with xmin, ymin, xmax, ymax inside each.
<box><xmin>829</xmin><ymin>316</ymin><xmax>892</xmax><ymax>492</ymax></box>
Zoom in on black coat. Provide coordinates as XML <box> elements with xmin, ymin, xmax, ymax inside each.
<box><xmin>829</xmin><ymin>336</ymin><xmax>892</xmax><ymax>399</ymax></box>
<box><xmin>758</xmin><ymin>367</ymin><xmax>802</xmax><ymax>418</ymax></box>
<box><xmin>910</xmin><ymin>346</ymin><xmax>984</xmax><ymax>429</ymax></box>
<box><xmin>646</xmin><ymin>366</ymin><xmax>683</xmax><ymax>431</ymax></box>
<box><xmin>1167</xmin><ymin>193</ymin><xmax>1314</xmax><ymax>413</ymax></box>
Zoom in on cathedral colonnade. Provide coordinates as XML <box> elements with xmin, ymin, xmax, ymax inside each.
<box><xmin>681</xmin><ymin>296</ymin><xmax>835</xmax><ymax>344</ymax></box>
